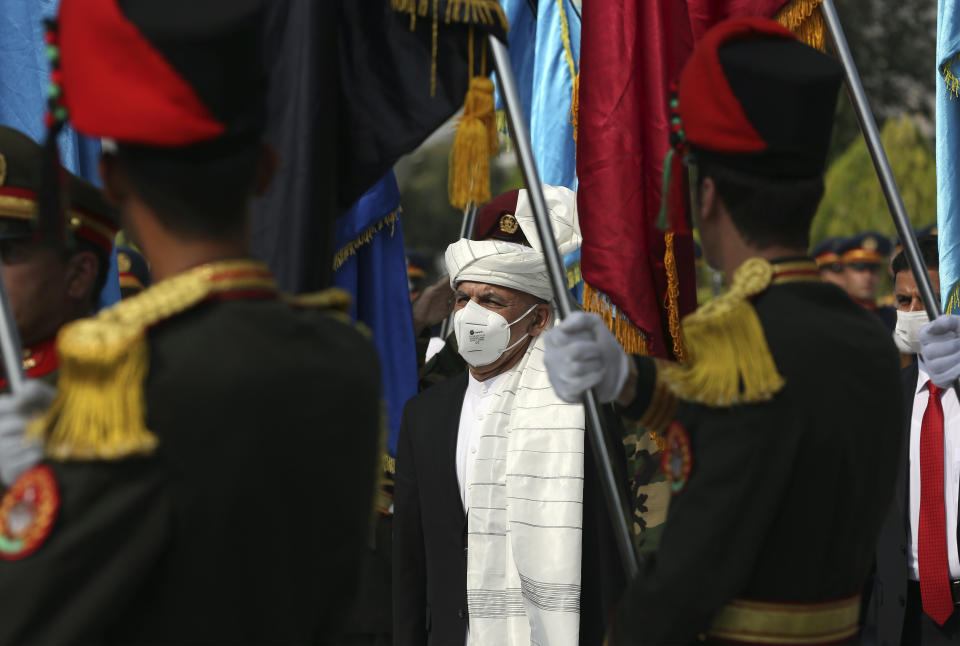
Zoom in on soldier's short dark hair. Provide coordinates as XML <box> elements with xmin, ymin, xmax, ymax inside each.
<box><xmin>891</xmin><ymin>235</ymin><xmax>938</xmax><ymax>278</ymax></box>
<box><xmin>697</xmin><ymin>160</ymin><xmax>824</xmax><ymax>251</ymax></box>
<box><xmin>115</xmin><ymin>141</ymin><xmax>262</xmax><ymax>239</ymax></box>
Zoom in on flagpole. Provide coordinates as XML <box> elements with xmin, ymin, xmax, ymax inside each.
<box><xmin>0</xmin><ymin>269</ymin><xmax>25</xmax><ymax>394</ymax></box>
<box><xmin>821</xmin><ymin>3</ymin><xmax>940</xmax><ymax>319</ymax></box>
<box><xmin>489</xmin><ymin>35</ymin><xmax>641</xmax><ymax>580</ymax></box>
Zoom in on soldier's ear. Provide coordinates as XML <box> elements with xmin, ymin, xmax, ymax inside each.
<box><xmin>698</xmin><ymin>176</ymin><xmax>718</xmax><ymax>222</ymax></box>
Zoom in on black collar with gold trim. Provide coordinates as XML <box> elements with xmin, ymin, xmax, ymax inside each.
<box><xmin>769</xmin><ymin>257</ymin><xmax>820</xmax><ymax>286</ymax></box>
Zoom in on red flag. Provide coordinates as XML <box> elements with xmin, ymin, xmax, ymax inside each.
<box><xmin>576</xmin><ymin>0</ymin><xmax>822</xmax><ymax>358</ymax></box>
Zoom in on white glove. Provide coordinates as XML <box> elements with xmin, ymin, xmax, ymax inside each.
<box><xmin>919</xmin><ymin>314</ymin><xmax>960</xmax><ymax>388</ymax></box>
<box><xmin>0</xmin><ymin>379</ymin><xmax>55</xmax><ymax>486</ymax></box>
<box><xmin>543</xmin><ymin>311</ymin><xmax>629</xmax><ymax>403</ymax></box>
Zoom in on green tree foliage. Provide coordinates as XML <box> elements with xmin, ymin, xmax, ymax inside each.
<box><xmin>811</xmin><ymin>115</ymin><xmax>935</xmax><ymax>243</ymax></box>
<box><xmin>826</xmin><ymin>0</ymin><xmax>935</xmax><ymax>162</ymax></box>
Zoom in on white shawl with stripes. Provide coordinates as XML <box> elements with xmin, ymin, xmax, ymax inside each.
<box><xmin>465</xmin><ymin>333</ymin><xmax>585</xmax><ymax>646</ymax></box>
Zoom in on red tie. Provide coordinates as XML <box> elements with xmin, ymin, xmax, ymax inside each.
<box><xmin>919</xmin><ymin>381</ymin><xmax>954</xmax><ymax>625</ymax></box>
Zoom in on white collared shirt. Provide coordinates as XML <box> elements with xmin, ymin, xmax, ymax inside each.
<box><xmin>908</xmin><ymin>366</ymin><xmax>960</xmax><ymax>580</ymax></box>
<box><xmin>456</xmin><ymin>372</ymin><xmax>507</xmax><ymax>512</ymax></box>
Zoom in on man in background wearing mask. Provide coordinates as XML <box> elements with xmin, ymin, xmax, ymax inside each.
<box><xmin>867</xmin><ymin>235</ymin><xmax>960</xmax><ymax>643</ymax></box>
<box><xmin>891</xmin><ymin>236</ymin><xmax>940</xmax><ymax>366</ymax></box>
<box><xmin>392</xmin><ymin>186</ymin><xmax>625</xmax><ymax>646</ymax></box>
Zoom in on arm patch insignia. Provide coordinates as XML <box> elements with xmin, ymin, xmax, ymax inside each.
<box><xmin>0</xmin><ymin>464</ymin><xmax>59</xmax><ymax>560</ymax></box>
<box><xmin>661</xmin><ymin>422</ymin><xmax>693</xmax><ymax>495</ymax></box>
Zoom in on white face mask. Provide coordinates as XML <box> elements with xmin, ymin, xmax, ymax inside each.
<box><xmin>454</xmin><ymin>299</ymin><xmax>538</xmax><ymax>368</ymax></box>
<box><xmin>893</xmin><ymin>309</ymin><xmax>929</xmax><ymax>354</ymax></box>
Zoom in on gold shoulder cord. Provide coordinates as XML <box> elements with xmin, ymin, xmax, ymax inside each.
<box><xmin>29</xmin><ymin>261</ymin><xmax>268</xmax><ymax>461</ymax></box>
<box><xmin>659</xmin><ymin>257</ymin><xmax>785</xmax><ymax>407</ymax></box>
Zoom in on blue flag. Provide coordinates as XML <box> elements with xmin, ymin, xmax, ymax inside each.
<box><xmin>0</xmin><ymin>0</ymin><xmax>119</xmax><ymax>308</ymax></box>
<box><xmin>497</xmin><ymin>0</ymin><xmax>581</xmax><ymax>190</ymax></box>
<box><xmin>496</xmin><ymin>0</ymin><xmax>583</xmax><ymax>301</ymax></box>
<box><xmin>333</xmin><ymin>172</ymin><xmax>418</xmax><ymax>457</ymax></box>
<box><xmin>938</xmin><ymin>0</ymin><xmax>960</xmax><ymax>312</ymax></box>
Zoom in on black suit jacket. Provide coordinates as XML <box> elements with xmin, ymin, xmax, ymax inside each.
<box><xmin>393</xmin><ymin>371</ymin><xmax>627</xmax><ymax>646</ymax></box>
<box><xmin>868</xmin><ymin>361</ymin><xmax>960</xmax><ymax>645</ymax></box>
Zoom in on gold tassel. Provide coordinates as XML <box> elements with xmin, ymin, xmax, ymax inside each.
<box><xmin>660</xmin><ymin>258</ymin><xmax>785</xmax><ymax>407</ymax></box>
<box><xmin>663</xmin><ymin>232</ymin><xmax>686</xmax><ymax>362</ymax></box>
<box><xmin>774</xmin><ymin>0</ymin><xmax>826</xmax><ymax>52</ymax></box>
<box><xmin>448</xmin><ymin>75</ymin><xmax>499</xmax><ymax>209</ymax></box>
<box><xmin>29</xmin><ymin>261</ymin><xmax>273</xmax><ymax>460</ymax></box>
<box><xmin>582</xmin><ymin>282</ymin><xmax>650</xmax><ymax>355</ymax></box>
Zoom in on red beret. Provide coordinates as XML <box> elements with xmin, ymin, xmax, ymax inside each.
<box><xmin>471</xmin><ymin>189</ymin><xmax>530</xmax><ymax>245</ymax></box>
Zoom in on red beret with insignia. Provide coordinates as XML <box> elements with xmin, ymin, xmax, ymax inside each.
<box><xmin>471</xmin><ymin>189</ymin><xmax>530</xmax><ymax>246</ymax></box>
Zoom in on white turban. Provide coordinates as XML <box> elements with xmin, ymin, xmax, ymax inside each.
<box><xmin>444</xmin><ymin>184</ymin><xmax>581</xmax><ymax>301</ymax></box>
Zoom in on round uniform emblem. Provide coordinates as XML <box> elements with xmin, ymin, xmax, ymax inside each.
<box><xmin>661</xmin><ymin>421</ymin><xmax>693</xmax><ymax>494</ymax></box>
<box><xmin>117</xmin><ymin>252</ymin><xmax>132</xmax><ymax>274</ymax></box>
<box><xmin>0</xmin><ymin>464</ymin><xmax>60</xmax><ymax>560</ymax></box>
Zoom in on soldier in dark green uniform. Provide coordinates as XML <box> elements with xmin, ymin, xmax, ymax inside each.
<box><xmin>0</xmin><ymin>125</ymin><xmax>118</xmax><ymax>388</ymax></box>
<box><xmin>543</xmin><ymin>18</ymin><xmax>903</xmax><ymax>645</ymax></box>
<box><xmin>0</xmin><ymin>1</ymin><xmax>382</xmax><ymax>643</ymax></box>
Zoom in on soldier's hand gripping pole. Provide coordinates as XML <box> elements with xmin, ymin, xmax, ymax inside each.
<box><xmin>489</xmin><ymin>35</ymin><xmax>642</xmax><ymax>580</ymax></box>
<box><xmin>0</xmin><ymin>268</ymin><xmax>25</xmax><ymax>394</ymax></box>
<box><xmin>820</xmin><ymin>0</ymin><xmax>960</xmax><ymax>398</ymax></box>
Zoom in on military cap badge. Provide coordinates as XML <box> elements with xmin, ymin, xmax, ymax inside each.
<box><xmin>0</xmin><ymin>464</ymin><xmax>60</xmax><ymax>560</ymax></box>
<box><xmin>661</xmin><ymin>421</ymin><xmax>693</xmax><ymax>494</ymax></box>
<box><xmin>862</xmin><ymin>236</ymin><xmax>878</xmax><ymax>252</ymax></box>
<box><xmin>117</xmin><ymin>251</ymin><xmax>132</xmax><ymax>274</ymax></box>
<box><xmin>498</xmin><ymin>213</ymin><xmax>519</xmax><ymax>235</ymax></box>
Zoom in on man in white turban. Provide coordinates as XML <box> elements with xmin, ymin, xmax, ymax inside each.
<box><xmin>393</xmin><ymin>185</ymin><xmax>626</xmax><ymax>646</ymax></box>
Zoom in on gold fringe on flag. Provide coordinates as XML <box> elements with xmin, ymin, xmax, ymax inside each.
<box><xmin>332</xmin><ymin>209</ymin><xmax>401</xmax><ymax>271</ymax></box>
<box><xmin>946</xmin><ymin>279</ymin><xmax>960</xmax><ymax>314</ymax></box>
<box><xmin>663</xmin><ymin>232</ymin><xmax>686</xmax><ymax>362</ymax></box>
<box><xmin>446</xmin><ymin>0</ymin><xmax>508</xmax><ymax>29</ymax></box>
<box><xmin>496</xmin><ymin>109</ymin><xmax>513</xmax><ymax>151</ymax></box>
<box><xmin>582</xmin><ymin>282</ymin><xmax>650</xmax><ymax>356</ymax></box>
<box><xmin>660</xmin><ymin>258</ymin><xmax>785</xmax><ymax>407</ymax></box>
<box><xmin>774</xmin><ymin>0</ymin><xmax>826</xmax><ymax>52</ymax></box>
<box><xmin>943</xmin><ymin>54</ymin><xmax>960</xmax><ymax>98</ymax></box>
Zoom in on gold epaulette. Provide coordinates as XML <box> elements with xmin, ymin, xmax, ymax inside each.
<box><xmin>29</xmin><ymin>260</ymin><xmax>276</xmax><ymax>461</ymax></box>
<box><xmin>282</xmin><ymin>288</ymin><xmax>352</xmax><ymax>314</ymax></box>
<box><xmin>659</xmin><ymin>258</ymin><xmax>785</xmax><ymax>407</ymax></box>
